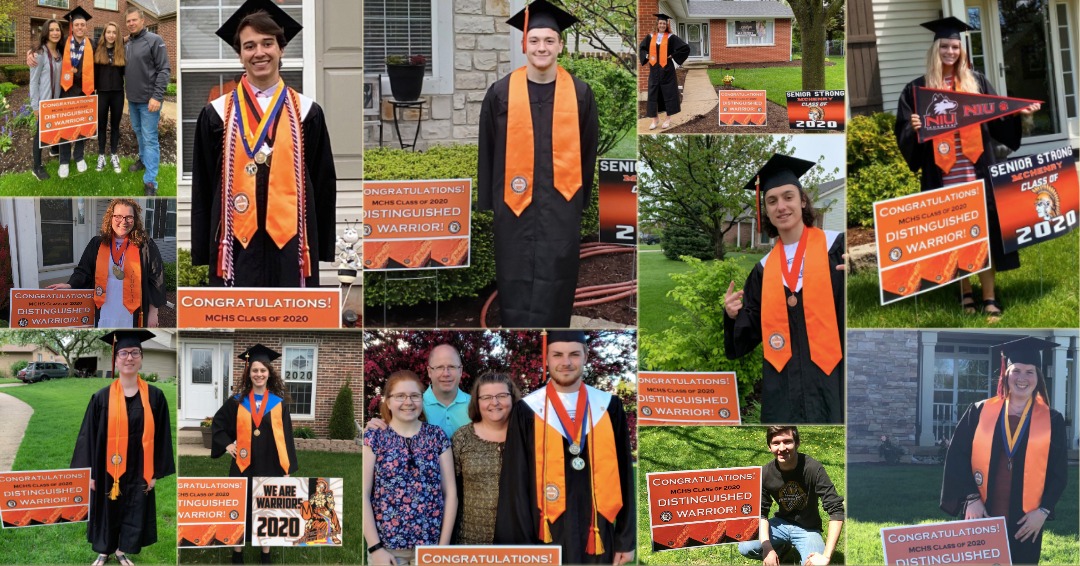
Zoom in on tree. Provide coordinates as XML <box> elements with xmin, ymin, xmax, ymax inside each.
<box><xmin>0</xmin><ymin>1</ymin><xmax>17</xmax><ymax>47</ymax></box>
<box><xmin>0</xmin><ymin>330</ymin><xmax>109</xmax><ymax>376</ymax></box>
<box><xmin>788</xmin><ymin>0</ymin><xmax>845</xmax><ymax>89</ymax></box>
<box><xmin>639</xmin><ymin>135</ymin><xmax>837</xmax><ymax>260</ymax></box>
<box><xmin>561</xmin><ymin>0</ymin><xmax>636</xmax><ymax>72</ymax></box>
<box><xmin>327</xmin><ymin>383</ymin><xmax>356</xmax><ymax>440</ymax></box>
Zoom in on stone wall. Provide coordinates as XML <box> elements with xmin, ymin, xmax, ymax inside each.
<box><xmin>847</xmin><ymin>330</ymin><xmax>920</xmax><ymax>458</ymax></box>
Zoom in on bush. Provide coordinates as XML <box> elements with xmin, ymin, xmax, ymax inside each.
<box><xmin>163</xmin><ymin>262</ymin><xmax>177</xmax><ymax>292</ymax></box>
<box><xmin>328</xmin><ymin>383</ymin><xmax>356</xmax><ymax>440</ymax></box>
<box><xmin>143</xmin><ymin>373</ymin><xmax>158</xmax><ymax>382</ymax></box>
<box><xmin>2</xmin><ymin>66</ymin><xmax>30</xmax><ymax>86</ymax></box>
<box><xmin>165</xmin><ymin>82</ymin><xmax>177</xmax><ymax>97</ymax></box>
<box><xmin>662</xmin><ymin>224</ymin><xmax>714</xmax><ymax>261</ymax></box>
<box><xmin>10</xmin><ymin>360</ymin><xmax>27</xmax><ymax>377</ymax></box>
<box><xmin>177</xmin><ymin>248</ymin><xmax>209</xmax><ymax>286</ymax></box>
<box><xmin>293</xmin><ymin>426</ymin><xmax>316</xmax><ymax>439</ymax></box>
<box><xmin>848</xmin><ymin>161</ymin><xmax>920</xmax><ymax>228</ymax></box>
<box><xmin>0</xmin><ymin>83</ymin><xmax>17</xmax><ymax>98</ymax></box>
<box><xmin>558</xmin><ymin>55</ymin><xmax>636</xmax><ymax>157</ymax></box>
<box><xmin>639</xmin><ymin>257</ymin><xmax>763</xmax><ymax>414</ymax></box>
<box><xmin>847</xmin><ymin>112</ymin><xmax>906</xmax><ymax>174</ymax></box>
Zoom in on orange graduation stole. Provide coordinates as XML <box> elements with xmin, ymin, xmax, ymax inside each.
<box><xmin>761</xmin><ymin>227</ymin><xmax>841</xmax><ymax>374</ymax></box>
<box><xmin>931</xmin><ymin>78</ymin><xmax>984</xmax><ymax>174</ymax></box>
<box><xmin>235</xmin><ymin>396</ymin><xmax>291</xmax><ymax>474</ymax></box>
<box><xmin>60</xmin><ymin>36</ymin><xmax>94</xmax><ymax>95</ymax></box>
<box><xmin>94</xmin><ymin>237</ymin><xmax>143</xmax><ymax>324</ymax></box>
<box><xmin>649</xmin><ymin>33</ymin><xmax>669</xmax><ymax>67</ymax></box>
<box><xmin>534</xmin><ymin>385</ymin><xmax>622</xmax><ymax>555</ymax></box>
<box><xmin>105</xmin><ymin>377</ymin><xmax>154</xmax><ymax>500</ymax></box>
<box><xmin>504</xmin><ymin>66</ymin><xmax>582</xmax><ymax>216</ymax></box>
<box><xmin>971</xmin><ymin>396</ymin><xmax>1051</xmax><ymax>513</ymax></box>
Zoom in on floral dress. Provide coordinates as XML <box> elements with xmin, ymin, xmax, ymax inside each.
<box><xmin>364</xmin><ymin>423</ymin><xmax>451</xmax><ymax>549</ymax></box>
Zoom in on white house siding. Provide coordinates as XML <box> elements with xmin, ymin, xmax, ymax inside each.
<box><xmin>872</xmin><ymin>0</ymin><xmax>940</xmax><ymax>117</ymax></box>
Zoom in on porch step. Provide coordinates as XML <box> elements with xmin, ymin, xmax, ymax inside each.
<box><xmin>178</xmin><ymin>429</ymin><xmax>205</xmax><ymax>445</ymax></box>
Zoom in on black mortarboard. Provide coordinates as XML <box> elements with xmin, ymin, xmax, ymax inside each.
<box><xmin>997</xmin><ymin>337</ymin><xmax>1058</xmax><ymax>368</ymax></box>
<box><xmin>742</xmin><ymin>154</ymin><xmax>816</xmax><ymax>233</ymax></box>
<box><xmin>64</xmin><ymin>6</ymin><xmax>92</xmax><ymax>22</ymax></box>
<box><xmin>506</xmin><ymin>0</ymin><xmax>580</xmax><ymax>34</ymax></box>
<box><xmin>547</xmin><ymin>330</ymin><xmax>588</xmax><ymax>345</ymax></box>
<box><xmin>920</xmin><ymin>16</ymin><xmax>975</xmax><ymax>40</ymax></box>
<box><xmin>655</xmin><ymin>13</ymin><xmax>672</xmax><ymax>21</ymax></box>
<box><xmin>100</xmin><ymin>329</ymin><xmax>155</xmax><ymax>351</ymax></box>
<box><xmin>239</xmin><ymin>344</ymin><xmax>281</xmax><ymax>365</ymax></box>
<box><xmin>215</xmin><ymin>0</ymin><xmax>303</xmax><ymax>53</ymax></box>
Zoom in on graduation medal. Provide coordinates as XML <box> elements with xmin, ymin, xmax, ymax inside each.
<box><xmin>248</xmin><ymin>390</ymin><xmax>269</xmax><ymax>440</ymax></box>
<box><xmin>245</xmin><ymin>162</ymin><xmax>258</xmax><ymax>176</ymax></box>
<box><xmin>780</xmin><ymin>228</ymin><xmax>810</xmax><ymax>309</ymax></box>
<box><xmin>568</xmin><ymin>442</ymin><xmax>581</xmax><ymax>455</ymax></box>
<box><xmin>111</xmin><ymin>237</ymin><xmax>129</xmax><ymax>280</ymax></box>
<box><xmin>1002</xmin><ymin>397</ymin><xmax>1033</xmax><ymax>472</ymax></box>
<box><xmin>235</xmin><ymin>80</ymin><xmax>286</xmax><ymax>178</ymax></box>
<box><xmin>253</xmin><ymin>429</ymin><xmax>261</xmax><ymax>437</ymax></box>
<box><xmin>787</xmin><ymin>295</ymin><xmax>797</xmax><ymax>307</ymax></box>
<box><xmin>254</xmin><ymin>145</ymin><xmax>271</xmax><ymax>165</ymax></box>
<box><xmin>546</xmin><ymin>381</ymin><xmax>588</xmax><ymax>472</ymax></box>
<box><xmin>571</xmin><ymin>456</ymin><xmax>586</xmax><ymax>470</ymax></box>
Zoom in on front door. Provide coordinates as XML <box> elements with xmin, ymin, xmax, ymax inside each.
<box><xmin>679</xmin><ymin>22</ymin><xmax>707</xmax><ymax>59</ymax></box>
<box><xmin>182</xmin><ymin>342</ymin><xmax>231</xmax><ymax>422</ymax></box>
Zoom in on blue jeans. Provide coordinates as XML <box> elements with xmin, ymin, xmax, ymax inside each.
<box><xmin>739</xmin><ymin>517</ymin><xmax>825</xmax><ymax>564</ymax></box>
<box><xmin>128</xmin><ymin>101</ymin><xmax>160</xmax><ymax>187</ymax></box>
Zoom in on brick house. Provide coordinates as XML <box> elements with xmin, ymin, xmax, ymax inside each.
<box><xmin>177</xmin><ymin>331</ymin><xmax>363</xmax><ymax>440</ymax></box>
<box><xmin>638</xmin><ymin>0</ymin><xmax>794</xmax><ymax>91</ymax></box>
<box><xmin>0</xmin><ymin>0</ymin><xmax>176</xmax><ymax>80</ymax></box>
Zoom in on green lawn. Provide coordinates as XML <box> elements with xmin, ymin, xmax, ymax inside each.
<box><xmin>639</xmin><ymin>251</ymin><xmax>764</xmax><ymax>337</ymax></box>
<box><xmin>604</xmin><ymin>127</ymin><xmax>636</xmax><ymax>160</ymax></box>
<box><xmin>2</xmin><ymin>378</ymin><xmax>177</xmax><ymax>565</ymax></box>
<box><xmin>848</xmin><ymin>231</ymin><xmax>1079</xmax><ymax>328</ymax></box>
<box><xmin>0</xmin><ymin>377</ymin><xmax>22</xmax><ymax>384</ymax></box>
<box><xmin>638</xmin><ymin>426</ymin><xmax>846</xmax><ymax>565</ymax></box>
<box><xmin>846</xmin><ymin>463</ymin><xmax>1079</xmax><ymax>565</ymax></box>
<box><xmin>0</xmin><ymin>157</ymin><xmax>177</xmax><ymax>196</ymax></box>
<box><xmin>708</xmin><ymin>58</ymin><xmax>846</xmax><ymax>108</ymax></box>
<box><xmin>179</xmin><ymin>451</ymin><xmax>362</xmax><ymax>564</ymax></box>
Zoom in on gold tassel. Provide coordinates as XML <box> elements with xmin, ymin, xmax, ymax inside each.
<box><xmin>591</xmin><ymin>526</ymin><xmax>604</xmax><ymax>555</ymax></box>
<box><xmin>540</xmin><ymin>519</ymin><xmax>552</xmax><ymax>543</ymax></box>
<box><xmin>108</xmin><ymin>480</ymin><xmax>120</xmax><ymax>501</ymax></box>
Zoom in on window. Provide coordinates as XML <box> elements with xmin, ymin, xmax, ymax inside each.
<box><xmin>93</xmin><ymin>27</ymin><xmax>103</xmax><ymax>44</ymax></box>
<box><xmin>1056</xmin><ymin>2</ymin><xmax>1077</xmax><ymax>118</ymax></box>
<box><xmin>95</xmin><ymin>0</ymin><xmax>118</xmax><ymax>10</ymax></box>
<box><xmin>144</xmin><ymin>198</ymin><xmax>177</xmax><ymax>240</ymax></box>
<box><xmin>727</xmin><ymin>19</ymin><xmax>774</xmax><ymax>46</ymax></box>
<box><xmin>147</xmin><ymin>24</ymin><xmax>158</xmax><ymax>35</ymax></box>
<box><xmin>38</xmin><ymin>0</ymin><xmax>68</xmax><ymax>8</ymax></box>
<box><xmin>932</xmin><ymin>344</ymin><xmax>991</xmax><ymax>442</ymax></box>
<box><xmin>282</xmin><ymin>345</ymin><xmax>317</xmax><ymax>418</ymax></box>
<box><xmin>364</xmin><ymin>0</ymin><xmax>432</xmax><ymax>75</ymax></box>
<box><xmin>0</xmin><ymin>22</ymin><xmax>13</xmax><ymax>56</ymax></box>
<box><xmin>39</xmin><ymin>200</ymin><xmax>74</xmax><ymax>267</ymax></box>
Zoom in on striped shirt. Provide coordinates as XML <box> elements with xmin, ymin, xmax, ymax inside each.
<box><xmin>940</xmin><ymin>75</ymin><xmax>977</xmax><ymax>185</ymax></box>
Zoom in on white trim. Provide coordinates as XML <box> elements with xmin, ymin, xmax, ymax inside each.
<box><xmin>302</xmin><ymin>0</ymin><xmax>316</xmax><ymax>100</ymax></box>
<box><xmin>378</xmin><ymin>0</ymin><xmax>454</xmax><ymax>97</ymax></box>
<box><xmin>725</xmin><ymin>19</ymin><xmax>775</xmax><ymax>47</ymax></box>
<box><xmin>281</xmin><ymin>342</ymin><xmax>318</xmax><ymax>420</ymax></box>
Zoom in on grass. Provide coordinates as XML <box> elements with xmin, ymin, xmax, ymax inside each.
<box><xmin>848</xmin><ymin>231</ymin><xmax>1079</xmax><ymax>328</ymax></box>
<box><xmin>0</xmin><ymin>377</ymin><xmax>22</xmax><ymax>384</ymax></box>
<box><xmin>638</xmin><ymin>251</ymin><xmax>764</xmax><ymax>336</ymax></box>
<box><xmin>2</xmin><ymin>378</ymin><xmax>177</xmax><ymax>565</ymax></box>
<box><xmin>0</xmin><ymin>157</ymin><xmax>177</xmax><ymax>196</ymax></box>
<box><xmin>178</xmin><ymin>451</ymin><xmax>362</xmax><ymax>564</ymax></box>
<box><xmin>604</xmin><ymin>127</ymin><xmax>637</xmax><ymax>160</ymax></box>
<box><xmin>637</xmin><ymin>426</ymin><xmax>846</xmax><ymax>565</ymax></box>
<box><xmin>707</xmin><ymin>58</ymin><xmax>846</xmax><ymax>108</ymax></box>
<box><xmin>845</xmin><ymin>463</ymin><xmax>1079</xmax><ymax>565</ymax></box>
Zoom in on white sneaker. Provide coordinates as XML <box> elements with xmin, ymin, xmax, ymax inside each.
<box><xmin>58</xmin><ymin>163</ymin><xmax>69</xmax><ymax>178</ymax></box>
<box><xmin>76</xmin><ymin>160</ymin><xmax>87</xmax><ymax>173</ymax></box>
<box><xmin>111</xmin><ymin>154</ymin><xmax>121</xmax><ymax>173</ymax></box>
<box><xmin>96</xmin><ymin>155</ymin><xmax>106</xmax><ymax>172</ymax></box>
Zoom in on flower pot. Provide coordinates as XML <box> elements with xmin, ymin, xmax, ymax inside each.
<box><xmin>201</xmin><ymin>427</ymin><xmax>212</xmax><ymax>449</ymax></box>
<box><xmin>386</xmin><ymin>64</ymin><xmax>425</xmax><ymax>102</ymax></box>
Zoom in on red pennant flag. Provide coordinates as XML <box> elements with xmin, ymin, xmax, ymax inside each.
<box><xmin>915</xmin><ymin>87</ymin><xmax>1041</xmax><ymax>143</ymax></box>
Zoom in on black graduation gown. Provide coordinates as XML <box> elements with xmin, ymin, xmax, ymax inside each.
<box><xmin>494</xmin><ymin>388</ymin><xmax>635</xmax><ymax>563</ymax></box>
<box><xmin>894</xmin><ymin>72</ymin><xmax>1024</xmax><ymax>271</ymax></box>
<box><xmin>67</xmin><ymin>236</ymin><xmax>167</xmax><ymax>328</ymax></box>
<box><xmin>724</xmin><ymin>230</ymin><xmax>845</xmax><ymax>424</ymax></box>
<box><xmin>638</xmin><ymin>33</ymin><xmax>690</xmax><ymax>117</ymax></box>
<box><xmin>191</xmin><ymin>89</ymin><xmax>337</xmax><ymax>287</ymax></box>
<box><xmin>477</xmin><ymin>74</ymin><xmax>599</xmax><ymax>328</ymax></box>
<box><xmin>210</xmin><ymin>395</ymin><xmax>299</xmax><ymax>478</ymax></box>
<box><xmin>71</xmin><ymin>384</ymin><xmax>175</xmax><ymax>555</ymax></box>
<box><xmin>940</xmin><ymin>399</ymin><xmax>1067</xmax><ymax>564</ymax></box>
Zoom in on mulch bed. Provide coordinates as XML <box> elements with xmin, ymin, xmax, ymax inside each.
<box><xmin>364</xmin><ymin>243</ymin><xmax>636</xmax><ymax>328</ymax></box>
<box><xmin>158</xmin><ymin>291</ymin><xmax>176</xmax><ymax>328</ymax></box>
<box><xmin>0</xmin><ymin>87</ymin><xmax>177</xmax><ymax>175</ymax></box>
<box><xmin>848</xmin><ymin>227</ymin><xmax>875</xmax><ymax>247</ymax></box>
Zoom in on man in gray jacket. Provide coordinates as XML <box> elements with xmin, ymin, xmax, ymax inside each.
<box><xmin>124</xmin><ymin>6</ymin><xmax>170</xmax><ymax>196</ymax></box>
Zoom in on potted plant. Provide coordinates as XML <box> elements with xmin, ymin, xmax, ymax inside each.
<box><xmin>723</xmin><ymin>74</ymin><xmax>735</xmax><ymax>87</ymax></box>
<box><xmin>385</xmin><ymin>54</ymin><xmax>427</xmax><ymax>102</ymax></box>
<box><xmin>200</xmin><ymin>417</ymin><xmax>213</xmax><ymax>449</ymax></box>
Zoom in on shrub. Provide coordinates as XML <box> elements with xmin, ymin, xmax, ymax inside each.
<box><xmin>2</xmin><ymin>66</ymin><xmax>30</xmax><ymax>86</ymax></box>
<box><xmin>848</xmin><ymin>161</ymin><xmax>920</xmax><ymax>228</ymax></box>
<box><xmin>0</xmin><ymin>83</ymin><xmax>17</xmax><ymax>97</ymax></box>
<box><xmin>143</xmin><ymin>373</ymin><xmax>158</xmax><ymax>382</ymax></box>
<box><xmin>639</xmin><ymin>257</ymin><xmax>763</xmax><ymax>413</ymax></box>
<box><xmin>558</xmin><ymin>55</ymin><xmax>636</xmax><ymax>157</ymax></box>
<box><xmin>163</xmin><ymin>262</ymin><xmax>177</xmax><ymax>292</ymax></box>
<box><xmin>662</xmin><ymin>224</ymin><xmax>714</xmax><ymax>261</ymax></box>
<box><xmin>328</xmin><ymin>383</ymin><xmax>356</xmax><ymax>440</ymax></box>
<box><xmin>847</xmin><ymin>112</ymin><xmax>906</xmax><ymax>173</ymax></box>
<box><xmin>293</xmin><ymin>426</ymin><xmax>316</xmax><ymax>439</ymax></box>
<box><xmin>165</xmin><ymin>82</ymin><xmax>177</xmax><ymax>97</ymax></box>
<box><xmin>177</xmin><ymin>248</ymin><xmax>209</xmax><ymax>286</ymax></box>
<box><xmin>10</xmin><ymin>360</ymin><xmax>27</xmax><ymax>377</ymax></box>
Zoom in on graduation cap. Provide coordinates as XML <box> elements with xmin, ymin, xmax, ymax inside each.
<box><xmin>64</xmin><ymin>6</ymin><xmax>92</xmax><ymax>23</ymax></box>
<box><xmin>507</xmin><ymin>0</ymin><xmax>580</xmax><ymax>53</ymax></box>
<box><xmin>239</xmin><ymin>344</ymin><xmax>281</xmax><ymax>365</ymax></box>
<box><xmin>742</xmin><ymin>153</ymin><xmax>816</xmax><ymax>233</ymax></box>
<box><xmin>655</xmin><ymin>13</ymin><xmax>672</xmax><ymax>21</ymax></box>
<box><xmin>215</xmin><ymin>0</ymin><xmax>303</xmax><ymax>53</ymax></box>
<box><xmin>547</xmin><ymin>330</ymin><xmax>588</xmax><ymax>345</ymax></box>
<box><xmin>100</xmin><ymin>329</ymin><xmax>154</xmax><ymax>377</ymax></box>
<box><xmin>994</xmin><ymin>336</ymin><xmax>1059</xmax><ymax>398</ymax></box>
<box><xmin>920</xmin><ymin>16</ymin><xmax>975</xmax><ymax>40</ymax></box>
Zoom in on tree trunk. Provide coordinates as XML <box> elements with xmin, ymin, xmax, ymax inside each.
<box><xmin>801</xmin><ymin>14</ymin><xmax>827</xmax><ymax>90</ymax></box>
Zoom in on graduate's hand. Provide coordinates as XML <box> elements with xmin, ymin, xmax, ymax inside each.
<box><xmin>369</xmin><ymin>548</ymin><xmax>397</xmax><ymax>566</ymax></box>
<box><xmin>46</xmin><ymin>283</ymin><xmax>72</xmax><ymax>289</ymax></box>
<box><xmin>90</xmin><ymin>479</ymin><xmax>95</xmax><ymax>491</ymax></box>
<box><xmin>763</xmin><ymin>549</ymin><xmax>781</xmax><ymax>566</ymax></box>
<box><xmin>145</xmin><ymin>478</ymin><xmax>156</xmax><ymax>493</ymax></box>
<box><xmin>613</xmin><ymin>550</ymin><xmax>635</xmax><ymax>565</ymax></box>
<box><xmin>964</xmin><ymin>498</ymin><xmax>988</xmax><ymax>520</ymax></box>
<box><xmin>1015</xmin><ymin>509</ymin><xmax>1047</xmax><ymax>542</ymax></box>
<box><xmin>1019</xmin><ymin>102</ymin><xmax>1042</xmax><ymax>115</ymax></box>
<box><xmin>365</xmin><ymin>418</ymin><xmax>389</xmax><ymax>431</ymax></box>
<box><xmin>910</xmin><ymin>114</ymin><xmax>922</xmax><ymax>131</ymax></box>
<box><xmin>226</xmin><ymin>442</ymin><xmax>237</xmax><ymax>458</ymax></box>
<box><xmin>836</xmin><ymin>253</ymin><xmax>848</xmax><ymax>272</ymax></box>
<box><xmin>147</xmin><ymin>309</ymin><xmax>159</xmax><ymax>328</ymax></box>
<box><xmin>724</xmin><ymin>280</ymin><xmax>744</xmax><ymax>319</ymax></box>
<box><xmin>804</xmin><ymin>552</ymin><xmax>830</xmax><ymax>565</ymax></box>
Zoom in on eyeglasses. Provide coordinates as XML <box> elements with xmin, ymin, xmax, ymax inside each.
<box><xmin>116</xmin><ymin>350</ymin><xmax>142</xmax><ymax>359</ymax></box>
<box><xmin>112</xmin><ymin>215</ymin><xmax>135</xmax><ymax>223</ymax></box>
<box><xmin>478</xmin><ymin>393</ymin><xmax>512</xmax><ymax>403</ymax></box>
<box><xmin>428</xmin><ymin>364</ymin><xmax>462</xmax><ymax>373</ymax></box>
<box><xmin>388</xmin><ymin>393</ymin><xmax>422</xmax><ymax>403</ymax></box>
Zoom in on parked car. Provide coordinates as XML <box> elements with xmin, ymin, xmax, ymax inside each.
<box><xmin>18</xmin><ymin>362</ymin><xmax>69</xmax><ymax>383</ymax></box>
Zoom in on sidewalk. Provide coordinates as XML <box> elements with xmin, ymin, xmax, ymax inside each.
<box><xmin>0</xmin><ymin>389</ymin><xmax>33</xmax><ymax>472</ymax></box>
<box><xmin>639</xmin><ymin>67</ymin><xmax>718</xmax><ymax>134</ymax></box>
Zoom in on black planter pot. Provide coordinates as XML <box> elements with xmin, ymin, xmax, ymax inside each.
<box><xmin>386</xmin><ymin>64</ymin><xmax>425</xmax><ymax>101</ymax></box>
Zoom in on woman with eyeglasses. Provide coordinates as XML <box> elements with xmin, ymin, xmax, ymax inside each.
<box><xmin>451</xmin><ymin>373</ymin><xmax>521</xmax><ymax>544</ymax></box>
<box><xmin>364</xmin><ymin>370</ymin><xmax>457</xmax><ymax>565</ymax></box>
<box><xmin>47</xmin><ymin>198</ymin><xmax>166</xmax><ymax>328</ymax></box>
<box><xmin>210</xmin><ymin>344</ymin><xmax>299</xmax><ymax>564</ymax></box>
